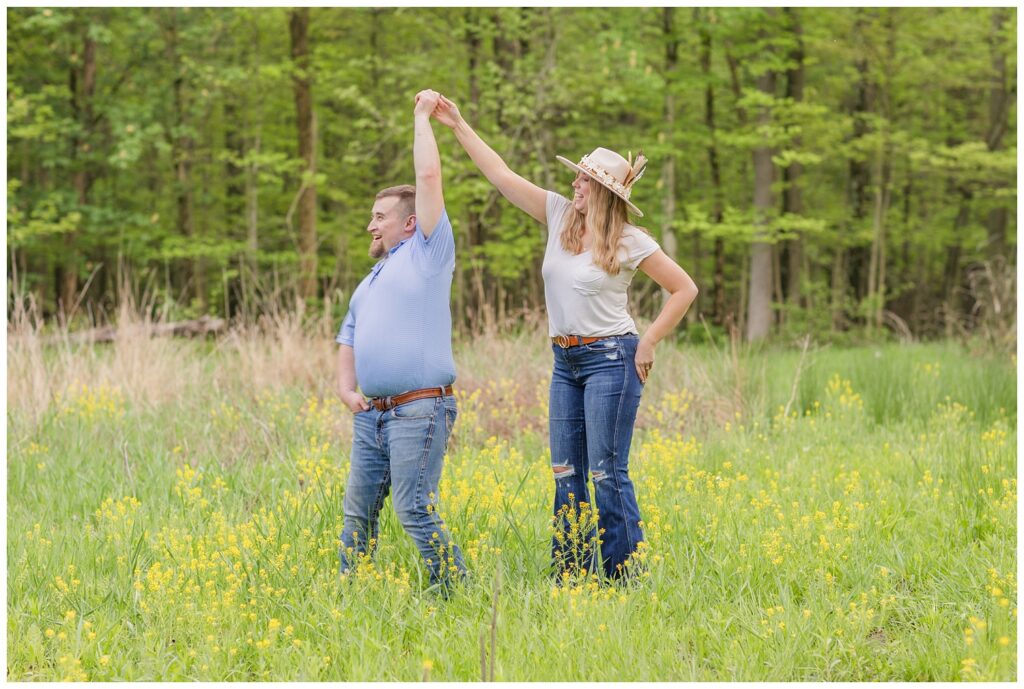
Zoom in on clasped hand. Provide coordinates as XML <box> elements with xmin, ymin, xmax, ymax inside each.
<box><xmin>413</xmin><ymin>89</ymin><xmax>441</xmax><ymax>117</ymax></box>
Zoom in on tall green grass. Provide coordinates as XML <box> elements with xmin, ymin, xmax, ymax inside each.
<box><xmin>6</xmin><ymin>324</ymin><xmax>1016</xmax><ymax>680</ymax></box>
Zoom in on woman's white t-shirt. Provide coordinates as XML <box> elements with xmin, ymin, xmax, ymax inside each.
<box><xmin>541</xmin><ymin>191</ymin><xmax>660</xmax><ymax>338</ymax></box>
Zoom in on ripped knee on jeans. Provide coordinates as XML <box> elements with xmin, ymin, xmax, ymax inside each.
<box><xmin>552</xmin><ymin>465</ymin><xmax>575</xmax><ymax>478</ymax></box>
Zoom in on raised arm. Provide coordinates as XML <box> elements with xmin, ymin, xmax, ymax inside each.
<box><xmin>413</xmin><ymin>89</ymin><xmax>445</xmax><ymax>237</ymax></box>
<box><xmin>432</xmin><ymin>95</ymin><xmax>547</xmax><ymax>223</ymax></box>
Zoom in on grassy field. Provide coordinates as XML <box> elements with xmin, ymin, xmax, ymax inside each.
<box><xmin>6</xmin><ymin>320</ymin><xmax>1017</xmax><ymax>680</ymax></box>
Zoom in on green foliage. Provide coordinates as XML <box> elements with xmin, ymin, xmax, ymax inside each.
<box><xmin>7</xmin><ymin>183</ymin><xmax>81</xmax><ymax>247</ymax></box>
<box><xmin>5</xmin><ymin>7</ymin><xmax>1016</xmax><ymax>339</ymax></box>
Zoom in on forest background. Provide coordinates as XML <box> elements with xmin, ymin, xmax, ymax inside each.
<box><xmin>6</xmin><ymin>8</ymin><xmax>1018</xmax><ymax>680</ymax></box>
<box><xmin>5</xmin><ymin>6</ymin><xmax>1017</xmax><ymax>345</ymax></box>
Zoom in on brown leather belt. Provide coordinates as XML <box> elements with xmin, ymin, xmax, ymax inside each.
<box><xmin>368</xmin><ymin>384</ymin><xmax>454</xmax><ymax>412</ymax></box>
<box><xmin>552</xmin><ymin>335</ymin><xmax>614</xmax><ymax>349</ymax></box>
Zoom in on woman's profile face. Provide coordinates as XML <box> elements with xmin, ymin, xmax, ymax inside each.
<box><xmin>571</xmin><ymin>172</ymin><xmax>593</xmax><ymax>214</ymax></box>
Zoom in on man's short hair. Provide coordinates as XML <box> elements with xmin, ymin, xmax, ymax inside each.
<box><xmin>376</xmin><ymin>185</ymin><xmax>416</xmax><ymax>221</ymax></box>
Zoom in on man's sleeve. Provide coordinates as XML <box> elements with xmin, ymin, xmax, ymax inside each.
<box><xmin>411</xmin><ymin>208</ymin><xmax>455</xmax><ymax>273</ymax></box>
<box><xmin>336</xmin><ymin>309</ymin><xmax>355</xmax><ymax>346</ymax></box>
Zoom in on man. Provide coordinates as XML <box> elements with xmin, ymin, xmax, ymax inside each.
<box><xmin>335</xmin><ymin>89</ymin><xmax>465</xmax><ymax>587</ymax></box>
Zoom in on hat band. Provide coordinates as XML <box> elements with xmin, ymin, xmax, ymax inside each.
<box><xmin>577</xmin><ymin>156</ymin><xmax>632</xmax><ymax>201</ymax></box>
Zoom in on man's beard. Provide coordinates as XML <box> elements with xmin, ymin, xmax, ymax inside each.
<box><xmin>368</xmin><ymin>239</ymin><xmax>386</xmax><ymax>259</ymax></box>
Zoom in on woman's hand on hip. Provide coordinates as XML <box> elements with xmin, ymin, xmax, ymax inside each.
<box><xmin>635</xmin><ymin>337</ymin><xmax>655</xmax><ymax>384</ymax></box>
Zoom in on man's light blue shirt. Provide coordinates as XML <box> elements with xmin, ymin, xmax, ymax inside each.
<box><xmin>336</xmin><ymin>210</ymin><xmax>457</xmax><ymax>398</ymax></box>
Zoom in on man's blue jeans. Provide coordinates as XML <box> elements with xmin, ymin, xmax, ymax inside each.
<box><xmin>549</xmin><ymin>335</ymin><xmax>645</xmax><ymax>580</ymax></box>
<box><xmin>339</xmin><ymin>394</ymin><xmax>465</xmax><ymax>586</ymax></box>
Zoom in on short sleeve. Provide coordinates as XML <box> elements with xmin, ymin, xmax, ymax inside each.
<box><xmin>545</xmin><ymin>191</ymin><xmax>572</xmax><ymax>249</ymax></box>
<box><xmin>410</xmin><ymin>209</ymin><xmax>455</xmax><ymax>274</ymax></box>
<box><xmin>336</xmin><ymin>309</ymin><xmax>355</xmax><ymax>346</ymax></box>
<box><xmin>621</xmin><ymin>227</ymin><xmax>660</xmax><ymax>271</ymax></box>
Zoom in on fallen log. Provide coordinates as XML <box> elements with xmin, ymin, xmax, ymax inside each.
<box><xmin>34</xmin><ymin>316</ymin><xmax>228</xmax><ymax>345</ymax></box>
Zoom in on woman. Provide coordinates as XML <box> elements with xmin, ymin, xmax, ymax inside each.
<box><xmin>431</xmin><ymin>95</ymin><xmax>698</xmax><ymax>581</ymax></box>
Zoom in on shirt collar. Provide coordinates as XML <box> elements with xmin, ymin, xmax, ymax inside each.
<box><xmin>368</xmin><ymin>238</ymin><xmax>409</xmax><ymax>282</ymax></box>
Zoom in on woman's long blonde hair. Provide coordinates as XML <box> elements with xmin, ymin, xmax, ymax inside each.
<box><xmin>560</xmin><ymin>179</ymin><xmax>630</xmax><ymax>275</ymax></box>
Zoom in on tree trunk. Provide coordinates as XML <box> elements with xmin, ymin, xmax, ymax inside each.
<box><xmin>492</xmin><ymin>10</ymin><xmax>522</xmax><ymax>134</ymax></box>
<box><xmin>165</xmin><ymin>9</ymin><xmax>203</xmax><ymax>310</ymax></box>
<box><xmin>985</xmin><ymin>8</ymin><xmax>1011</xmax><ymax>261</ymax></box>
<box><xmin>737</xmin><ymin>251</ymin><xmax>749</xmax><ymax>338</ymax></box>
<box><xmin>368</xmin><ymin>10</ymin><xmax>394</xmax><ymax>184</ymax></box>
<box><xmin>943</xmin><ymin>191</ymin><xmax>971</xmax><ymax>306</ymax></box>
<box><xmin>713</xmin><ymin>238</ymin><xmax>726</xmax><ymax>325</ymax></box>
<box><xmin>746</xmin><ymin>63</ymin><xmax>776</xmax><ymax>342</ymax></box>
<box><xmin>245</xmin><ymin>136</ymin><xmax>260</xmax><ymax>273</ymax></box>
<box><xmin>529</xmin><ymin>9</ymin><xmax>557</xmax><ymax>316</ymax></box>
<box><xmin>487</xmin><ymin>9</ymin><xmax>530</xmax><ymax>324</ymax></box>
<box><xmin>831</xmin><ymin>247</ymin><xmax>846</xmax><ymax>330</ymax></box>
<box><xmin>845</xmin><ymin>10</ymin><xmax>874</xmax><ymax>323</ymax></box>
<box><xmin>61</xmin><ymin>22</ymin><xmax>98</xmax><ymax>316</ymax></box>
<box><xmin>662</xmin><ymin>9</ymin><xmax>680</xmax><ymax>309</ymax></box>
<box><xmin>726</xmin><ymin>44</ymin><xmax>754</xmax><ymax>334</ymax></box>
<box><xmin>291</xmin><ymin>8</ymin><xmax>317</xmax><ymax>302</ymax></box>
<box><xmin>891</xmin><ymin>157</ymin><xmax>915</xmax><ymax>328</ymax></box>
<box><xmin>242</xmin><ymin>14</ymin><xmax>262</xmax><ymax>300</ymax></box>
<box><xmin>782</xmin><ymin>8</ymin><xmax>805</xmax><ymax>310</ymax></box>
<box><xmin>912</xmin><ymin>247</ymin><xmax>927</xmax><ymax>333</ymax></box>
<box><xmin>702</xmin><ymin>11</ymin><xmax>726</xmax><ymax>323</ymax></box>
<box><xmin>901</xmin><ymin>173</ymin><xmax>912</xmax><ymax>277</ymax></box>
<box><xmin>224</xmin><ymin>98</ymin><xmax>245</xmax><ymax>225</ymax></box>
<box><xmin>867</xmin><ymin>10</ymin><xmax>895</xmax><ymax>331</ymax></box>
<box><xmin>771</xmin><ymin>244</ymin><xmax>784</xmax><ymax>321</ymax></box>
<box><xmin>459</xmin><ymin>9</ymin><xmax>486</xmax><ymax>330</ymax></box>
<box><xmin>985</xmin><ymin>207</ymin><xmax>1009</xmax><ymax>262</ymax></box>
<box><xmin>867</xmin><ymin>135</ymin><xmax>892</xmax><ymax>331</ymax></box>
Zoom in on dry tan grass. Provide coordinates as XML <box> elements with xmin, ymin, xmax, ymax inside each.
<box><xmin>220</xmin><ymin>293</ymin><xmax>355</xmax><ymax>399</ymax></box>
<box><xmin>453</xmin><ymin>319</ymin><xmax>744</xmax><ymax>437</ymax></box>
<box><xmin>8</xmin><ymin>297</ymin><xmax>212</xmax><ymax>429</ymax></box>
<box><xmin>8</xmin><ymin>293</ymin><xmax>746</xmax><ymax>444</ymax></box>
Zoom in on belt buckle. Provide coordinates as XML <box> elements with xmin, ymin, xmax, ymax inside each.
<box><xmin>554</xmin><ymin>335</ymin><xmax>572</xmax><ymax>348</ymax></box>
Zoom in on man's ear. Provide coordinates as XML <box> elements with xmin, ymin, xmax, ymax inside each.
<box><xmin>404</xmin><ymin>214</ymin><xmax>417</xmax><ymax>233</ymax></box>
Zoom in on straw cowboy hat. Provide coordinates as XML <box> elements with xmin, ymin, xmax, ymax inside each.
<box><xmin>556</xmin><ymin>147</ymin><xmax>649</xmax><ymax>217</ymax></box>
